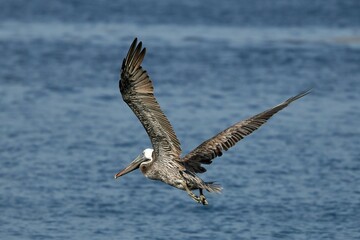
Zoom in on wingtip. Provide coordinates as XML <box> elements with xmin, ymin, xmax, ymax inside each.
<box><xmin>133</xmin><ymin>37</ymin><xmax>138</xmax><ymax>44</ymax></box>
<box><xmin>287</xmin><ymin>88</ymin><xmax>312</xmax><ymax>103</ymax></box>
<box><xmin>132</xmin><ymin>37</ymin><xmax>143</xmax><ymax>49</ymax></box>
<box><xmin>298</xmin><ymin>88</ymin><xmax>312</xmax><ymax>98</ymax></box>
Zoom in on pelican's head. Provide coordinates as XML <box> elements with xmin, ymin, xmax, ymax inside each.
<box><xmin>114</xmin><ymin>148</ymin><xmax>154</xmax><ymax>179</ymax></box>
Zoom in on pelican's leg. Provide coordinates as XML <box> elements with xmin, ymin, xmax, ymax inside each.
<box><xmin>181</xmin><ymin>181</ymin><xmax>202</xmax><ymax>204</ymax></box>
<box><xmin>199</xmin><ymin>189</ymin><xmax>208</xmax><ymax>205</ymax></box>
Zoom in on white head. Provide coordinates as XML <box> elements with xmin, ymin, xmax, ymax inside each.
<box><xmin>114</xmin><ymin>148</ymin><xmax>154</xmax><ymax>179</ymax></box>
<box><xmin>143</xmin><ymin>148</ymin><xmax>154</xmax><ymax>160</ymax></box>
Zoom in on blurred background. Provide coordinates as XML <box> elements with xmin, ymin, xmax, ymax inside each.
<box><xmin>0</xmin><ymin>0</ymin><xmax>359</xmax><ymax>239</ymax></box>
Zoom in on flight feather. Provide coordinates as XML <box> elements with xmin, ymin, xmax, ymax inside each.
<box><xmin>180</xmin><ymin>90</ymin><xmax>311</xmax><ymax>173</ymax></box>
<box><xmin>119</xmin><ymin>38</ymin><xmax>182</xmax><ymax>159</ymax></box>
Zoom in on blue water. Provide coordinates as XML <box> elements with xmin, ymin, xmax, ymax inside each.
<box><xmin>1</xmin><ymin>1</ymin><xmax>360</xmax><ymax>239</ymax></box>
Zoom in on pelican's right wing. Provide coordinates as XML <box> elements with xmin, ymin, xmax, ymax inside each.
<box><xmin>120</xmin><ymin>38</ymin><xmax>181</xmax><ymax>159</ymax></box>
<box><xmin>180</xmin><ymin>90</ymin><xmax>310</xmax><ymax>173</ymax></box>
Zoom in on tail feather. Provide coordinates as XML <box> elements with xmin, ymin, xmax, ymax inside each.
<box><xmin>205</xmin><ymin>182</ymin><xmax>222</xmax><ymax>193</ymax></box>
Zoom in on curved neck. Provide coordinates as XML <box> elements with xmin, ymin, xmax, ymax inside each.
<box><xmin>139</xmin><ymin>159</ymin><xmax>154</xmax><ymax>175</ymax></box>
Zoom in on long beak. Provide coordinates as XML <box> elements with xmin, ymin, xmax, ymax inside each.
<box><xmin>114</xmin><ymin>154</ymin><xmax>145</xmax><ymax>179</ymax></box>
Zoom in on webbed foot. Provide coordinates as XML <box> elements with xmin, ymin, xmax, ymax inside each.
<box><xmin>181</xmin><ymin>181</ymin><xmax>207</xmax><ymax>205</ymax></box>
<box><xmin>199</xmin><ymin>189</ymin><xmax>208</xmax><ymax>205</ymax></box>
<box><xmin>199</xmin><ymin>194</ymin><xmax>208</xmax><ymax>205</ymax></box>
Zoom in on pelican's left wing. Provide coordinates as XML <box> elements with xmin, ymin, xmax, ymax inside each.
<box><xmin>180</xmin><ymin>90</ymin><xmax>310</xmax><ymax>173</ymax></box>
<box><xmin>119</xmin><ymin>38</ymin><xmax>181</xmax><ymax>159</ymax></box>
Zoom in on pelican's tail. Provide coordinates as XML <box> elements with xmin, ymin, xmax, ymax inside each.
<box><xmin>205</xmin><ymin>182</ymin><xmax>222</xmax><ymax>193</ymax></box>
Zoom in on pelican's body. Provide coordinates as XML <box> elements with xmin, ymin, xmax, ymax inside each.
<box><xmin>114</xmin><ymin>38</ymin><xmax>310</xmax><ymax>205</ymax></box>
<box><xmin>138</xmin><ymin>149</ymin><xmax>219</xmax><ymax>192</ymax></box>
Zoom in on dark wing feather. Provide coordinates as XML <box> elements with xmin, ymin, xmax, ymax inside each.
<box><xmin>120</xmin><ymin>38</ymin><xmax>181</xmax><ymax>158</ymax></box>
<box><xmin>180</xmin><ymin>90</ymin><xmax>311</xmax><ymax>173</ymax></box>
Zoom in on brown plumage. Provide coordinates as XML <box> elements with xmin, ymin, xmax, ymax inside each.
<box><xmin>120</xmin><ymin>39</ymin><xmax>181</xmax><ymax>160</ymax></box>
<box><xmin>181</xmin><ymin>91</ymin><xmax>309</xmax><ymax>174</ymax></box>
<box><xmin>115</xmin><ymin>38</ymin><xmax>310</xmax><ymax>205</ymax></box>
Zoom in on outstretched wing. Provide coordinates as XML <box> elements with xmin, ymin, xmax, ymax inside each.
<box><xmin>180</xmin><ymin>90</ymin><xmax>310</xmax><ymax>173</ymax></box>
<box><xmin>120</xmin><ymin>38</ymin><xmax>181</xmax><ymax>158</ymax></box>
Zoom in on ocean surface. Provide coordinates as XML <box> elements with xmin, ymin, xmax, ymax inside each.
<box><xmin>1</xmin><ymin>1</ymin><xmax>359</xmax><ymax>239</ymax></box>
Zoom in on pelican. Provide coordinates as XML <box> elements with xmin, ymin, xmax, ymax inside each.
<box><xmin>114</xmin><ymin>38</ymin><xmax>310</xmax><ymax>205</ymax></box>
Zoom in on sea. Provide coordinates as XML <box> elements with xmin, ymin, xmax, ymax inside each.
<box><xmin>0</xmin><ymin>0</ymin><xmax>359</xmax><ymax>239</ymax></box>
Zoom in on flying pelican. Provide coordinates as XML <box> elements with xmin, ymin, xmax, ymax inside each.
<box><xmin>114</xmin><ymin>38</ymin><xmax>310</xmax><ymax>205</ymax></box>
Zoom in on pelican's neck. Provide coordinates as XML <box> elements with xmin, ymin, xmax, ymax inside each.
<box><xmin>140</xmin><ymin>148</ymin><xmax>154</xmax><ymax>177</ymax></box>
